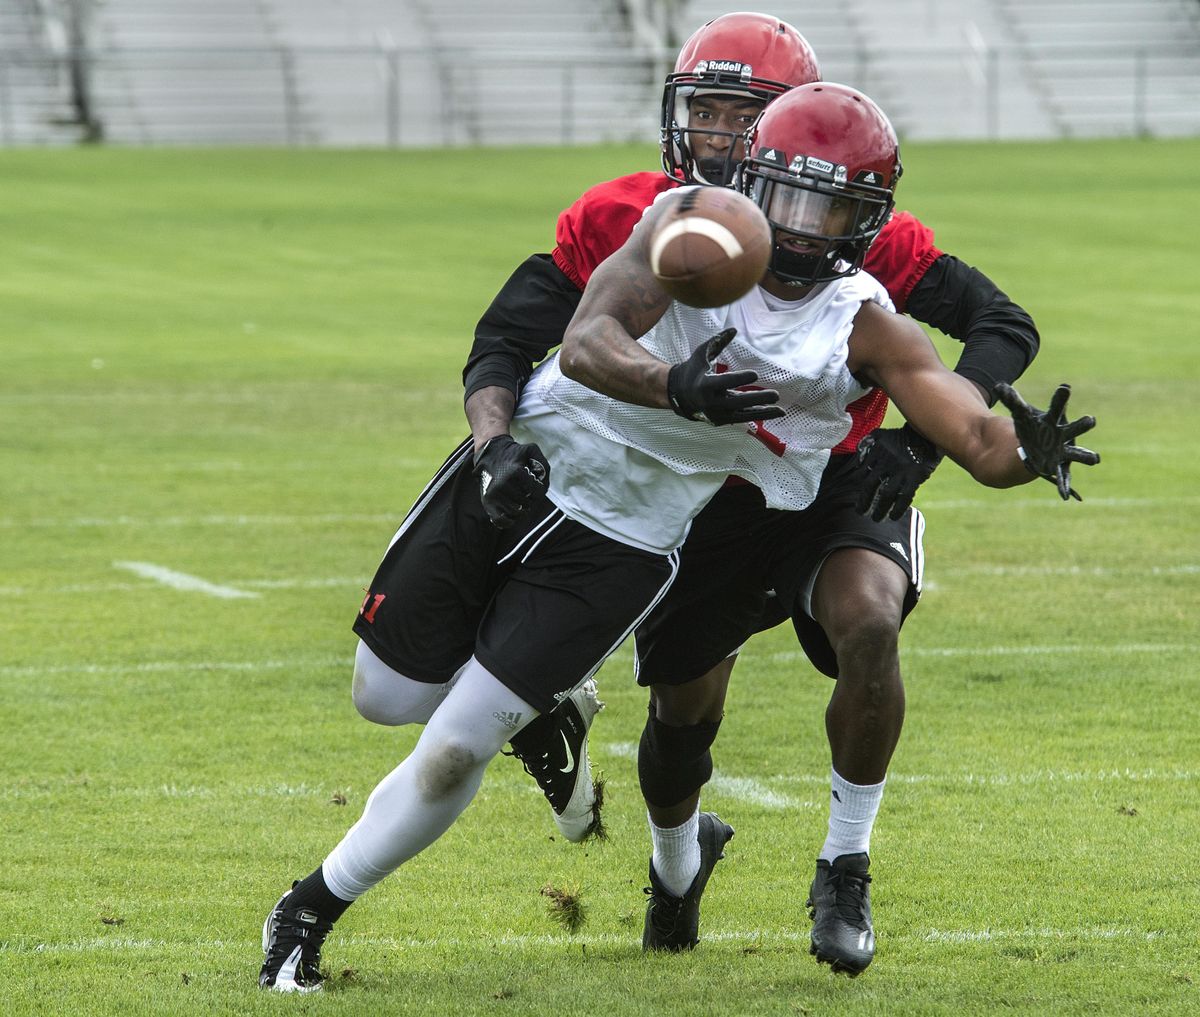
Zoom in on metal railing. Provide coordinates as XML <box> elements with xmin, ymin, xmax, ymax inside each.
<box><xmin>1</xmin><ymin>42</ymin><xmax>1198</xmax><ymax>146</ymax></box>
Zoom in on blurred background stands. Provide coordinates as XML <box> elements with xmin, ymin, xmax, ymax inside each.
<box><xmin>0</xmin><ymin>0</ymin><xmax>1198</xmax><ymax>146</ymax></box>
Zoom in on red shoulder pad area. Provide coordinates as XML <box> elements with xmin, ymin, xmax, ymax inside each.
<box><xmin>833</xmin><ymin>388</ymin><xmax>892</xmax><ymax>455</ymax></box>
<box><xmin>864</xmin><ymin>210</ymin><xmax>943</xmax><ymax>313</ymax></box>
<box><xmin>552</xmin><ymin>172</ymin><xmax>677</xmax><ymax>290</ymax></box>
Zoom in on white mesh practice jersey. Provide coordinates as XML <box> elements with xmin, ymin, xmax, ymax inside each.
<box><xmin>511</xmin><ymin>272</ymin><xmax>892</xmax><ymax>554</ymax></box>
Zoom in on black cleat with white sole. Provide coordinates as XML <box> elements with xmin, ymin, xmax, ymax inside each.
<box><xmin>807</xmin><ymin>852</ymin><xmax>875</xmax><ymax>976</ymax></box>
<box><xmin>259</xmin><ymin>885</ymin><xmax>332</xmax><ymax>993</ymax></box>
<box><xmin>505</xmin><ymin>680</ymin><xmax>604</xmax><ymax>842</ymax></box>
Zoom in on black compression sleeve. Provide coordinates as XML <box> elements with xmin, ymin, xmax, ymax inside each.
<box><xmin>463</xmin><ymin>253</ymin><xmax>583</xmax><ymax>401</ymax></box>
<box><xmin>905</xmin><ymin>253</ymin><xmax>1041</xmax><ymax>406</ymax></box>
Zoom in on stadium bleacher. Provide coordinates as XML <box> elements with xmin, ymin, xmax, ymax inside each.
<box><xmin>995</xmin><ymin>0</ymin><xmax>1200</xmax><ymax>136</ymax></box>
<box><xmin>85</xmin><ymin>0</ymin><xmax>302</xmax><ymax>144</ymax></box>
<box><xmin>0</xmin><ymin>0</ymin><xmax>1198</xmax><ymax>145</ymax></box>
<box><xmin>0</xmin><ymin>0</ymin><xmax>88</xmax><ymax>143</ymax></box>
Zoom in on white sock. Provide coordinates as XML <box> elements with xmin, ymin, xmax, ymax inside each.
<box><xmin>649</xmin><ymin>808</ymin><xmax>701</xmax><ymax>897</ymax></box>
<box><xmin>819</xmin><ymin>768</ymin><xmax>885</xmax><ymax>863</ymax></box>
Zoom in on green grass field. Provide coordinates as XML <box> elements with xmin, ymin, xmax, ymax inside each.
<box><xmin>1</xmin><ymin>138</ymin><xmax>1197</xmax><ymax>1016</ymax></box>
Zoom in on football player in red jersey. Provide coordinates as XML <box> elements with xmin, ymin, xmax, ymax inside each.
<box><xmin>377</xmin><ymin>13</ymin><xmax>1039</xmax><ymax>976</ymax></box>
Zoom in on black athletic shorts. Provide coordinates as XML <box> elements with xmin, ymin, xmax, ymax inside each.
<box><xmin>353</xmin><ymin>437</ymin><xmax>679</xmax><ymax>713</ymax></box>
<box><xmin>635</xmin><ymin>453</ymin><xmax>925</xmax><ymax>684</ymax></box>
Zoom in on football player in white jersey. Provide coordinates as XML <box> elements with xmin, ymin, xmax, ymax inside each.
<box><xmin>458</xmin><ymin>13</ymin><xmax>1045</xmax><ymax>978</ymax></box>
<box><xmin>258</xmin><ymin>82</ymin><xmax>1097</xmax><ymax>992</ymax></box>
<box><xmin>550</xmin><ymin>81</ymin><xmax>1097</xmax><ymax>973</ymax></box>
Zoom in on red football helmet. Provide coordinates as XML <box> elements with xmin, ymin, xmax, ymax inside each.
<box><xmin>738</xmin><ymin>82</ymin><xmax>901</xmax><ymax>285</ymax></box>
<box><xmin>661</xmin><ymin>13</ymin><xmax>820</xmax><ymax>186</ymax></box>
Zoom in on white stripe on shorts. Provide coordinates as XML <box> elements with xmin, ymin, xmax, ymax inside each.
<box><xmin>910</xmin><ymin>508</ymin><xmax>926</xmax><ymax>593</ymax></box>
<box><xmin>385</xmin><ymin>437</ymin><xmax>474</xmax><ymax>552</ymax></box>
<box><xmin>518</xmin><ymin>513</ymin><xmax>569</xmax><ymax>565</ymax></box>
<box><xmin>495</xmin><ymin>506</ymin><xmax>564</xmax><ymax>566</ymax></box>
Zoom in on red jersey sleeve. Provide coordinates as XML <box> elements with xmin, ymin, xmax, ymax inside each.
<box><xmin>863</xmin><ymin>211</ymin><xmax>943</xmax><ymax>313</ymax></box>
<box><xmin>552</xmin><ymin>172</ymin><xmax>676</xmax><ymax>290</ymax></box>
<box><xmin>832</xmin><ymin>212</ymin><xmax>943</xmax><ymax>454</ymax></box>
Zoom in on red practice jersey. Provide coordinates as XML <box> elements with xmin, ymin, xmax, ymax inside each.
<box><xmin>552</xmin><ymin>172</ymin><xmax>943</xmax><ymax>454</ymax></box>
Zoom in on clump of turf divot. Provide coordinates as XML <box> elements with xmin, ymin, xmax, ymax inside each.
<box><xmin>540</xmin><ymin>883</ymin><xmax>587</xmax><ymax>933</ymax></box>
<box><xmin>579</xmin><ymin>773</ymin><xmax>608</xmax><ymax>843</ymax></box>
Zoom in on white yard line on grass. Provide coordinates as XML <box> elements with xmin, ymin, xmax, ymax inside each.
<box><xmin>5</xmin><ymin>764</ymin><xmax>1195</xmax><ymax>803</ymax></box>
<box><xmin>0</xmin><ymin>576</ymin><xmax>368</xmax><ymax>597</ymax></box>
<box><xmin>0</xmin><ymin>657</ymin><xmax>351</xmax><ymax>678</ymax></box>
<box><xmin>112</xmin><ymin>561</ymin><xmax>259</xmax><ymax>599</ymax></box>
<box><xmin>767</xmin><ymin>643</ymin><xmax>1196</xmax><ymax>662</ymax></box>
<box><xmin>605</xmin><ymin>742</ymin><xmax>805</xmax><ymax>810</ymax></box>
<box><xmin>3</xmin><ymin>563</ymin><xmax>1196</xmax><ymax>599</ymax></box>
<box><xmin>933</xmin><ymin>563</ymin><xmax>1200</xmax><ymax>578</ymax></box>
<box><xmin>0</xmin><ymin>925</ymin><xmax>1162</xmax><ymax>956</ymax></box>
<box><xmin>766</xmin><ymin>767</ymin><xmax>1200</xmax><ymax>786</ymax></box>
<box><xmin>2</xmin><ymin>512</ymin><xmax>394</xmax><ymax>529</ymax></box>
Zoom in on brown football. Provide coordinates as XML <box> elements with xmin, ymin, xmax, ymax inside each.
<box><xmin>648</xmin><ymin>187</ymin><xmax>773</xmax><ymax>308</ymax></box>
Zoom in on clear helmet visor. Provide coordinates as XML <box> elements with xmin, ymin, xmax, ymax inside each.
<box><xmin>753</xmin><ymin>178</ymin><xmax>858</xmax><ymax>239</ymax></box>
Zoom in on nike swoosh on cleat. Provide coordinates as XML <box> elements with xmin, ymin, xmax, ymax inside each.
<box><xmin>558</xmin><ymin>728</ymin><xmax>576</xmax><ymax>774</ymax></box>
<box><xmin>277</xmin><ymin>944</ymin><xmax>304</xmax><ymax>989</ymax></box>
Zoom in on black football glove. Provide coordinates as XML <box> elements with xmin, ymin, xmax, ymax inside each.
<box><xmin>854</xmin><ymin>422</ymin><xmax>945</xmax><ymax>521</ymax></box>
<box><xmin>472</xmin><ymin>434</ymin><xmax>550</xmax><ymax>529</ymax></box>
<box><xmin>666</xmin><ymin>327</ymin><xmax>785</xmax><ymax>426</ymax></box>
<box><xmin>993</xmin><ymin>382</ymin><xmax>1100</xmax><ymax>501</ymax></box>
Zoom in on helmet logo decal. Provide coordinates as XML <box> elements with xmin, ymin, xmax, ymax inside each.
<box><xmin>782</xmin><ymin>154</ymin><xmax>850</xmax><ymax>182</ymax></box>
<box><xmin>693</xmin><ymin>59</ymin><xmax>753</xmax><ymax>82</ymax></box>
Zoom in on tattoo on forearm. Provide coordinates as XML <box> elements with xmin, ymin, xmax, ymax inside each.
<box><xmin>610</xmin><ymin>261</ymin><xmax>670</xmax><ymax>337</ymax></box>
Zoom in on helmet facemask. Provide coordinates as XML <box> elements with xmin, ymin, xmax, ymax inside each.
<box><xmin>739</xmin><ymin>154</ymin><xmax>897</xmax><ymax>285</ymax></box>
<box><xmin>660</xmin><ymin>65</ymin><xmax>786</xmax><ymax>185</ymax></box>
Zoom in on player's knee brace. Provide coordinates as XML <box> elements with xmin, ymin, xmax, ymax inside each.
<box><xmin>637</xmin><ymin>708</ymin><xmax>722</xmax><ymax>808</ymax></box>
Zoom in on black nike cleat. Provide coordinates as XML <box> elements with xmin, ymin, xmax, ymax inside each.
<box><xmin>259</xmin><ymin>884</ymin><xmax>333</xmax><ymax>993</ymax></box>
<box><xmin>643</xmin><ymin>812</ymin><xmax>735</xmax><ymax>951</ymax></box>
<box><xmin>807</xmin><ymin>852</ymin><xmax>875</xmax><ymax>976</ymax></box>
<box><xmin>505</xmin><ymin>680</ymin><xmax>604</xmax><ymax>842</ymax></box>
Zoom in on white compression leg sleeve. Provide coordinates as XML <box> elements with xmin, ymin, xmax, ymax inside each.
<box><xmin>323</xmin><ymin>657</ymin><xmax>537</xmax><ymax>900</ymax></box>
<box><xmin>351</xmin><ymin>639</ymin><xmax>459</xmax><ymax>726</ymax></box>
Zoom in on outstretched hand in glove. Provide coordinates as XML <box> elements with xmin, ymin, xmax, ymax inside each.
<box><xmin>667</xmin><ymin>328</ymin><xmax>784</xmax><ymax>426</ymax></box>
<box><xmin>854</xmin><ymin>423</ymin><xmax>945</xmax><ymax>521</ymax></box>
<box><xmin>473</xmin><ymin>434</ymin><xmax>550</xmax><ymax>529</ymax></box>
<box><xmin>993</xmin><ymin>382</ymin><xmax>1100</xmax><ymax>501</ymax></box>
